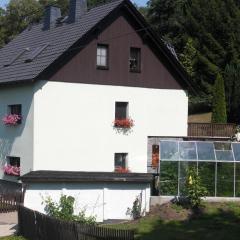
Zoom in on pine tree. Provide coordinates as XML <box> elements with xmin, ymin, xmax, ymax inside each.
<box><xmin>224</xmin><ymin>63</ymin><xmax>240</xmax><ymax>123</ymax></box>
<box><xmin>212</xmin><ymin>73</ymin><xmax>227</xmax><ymax>123</ymax></box>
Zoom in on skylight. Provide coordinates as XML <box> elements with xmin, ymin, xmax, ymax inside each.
<box><xmin>4</xmin><ymin>48</ymin><xmax>29</xmax><ymax>67</ymax></box>
<box><xmin>24</xmin><ymin>44</ymin><xmax>49</xmax><ymax>63</ymax></box>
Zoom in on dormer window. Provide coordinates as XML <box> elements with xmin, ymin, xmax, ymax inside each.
<box><xmin>97</xmin><ymin>44</ymin><xmax>109</xmax><ymax>69</ymax></box>
<box><xmin>129</xmin><ymin>47</ymin><xmax>141</xmax><ymax>72</ymax></box>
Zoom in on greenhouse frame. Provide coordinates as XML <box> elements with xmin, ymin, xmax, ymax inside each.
<box><xmin>159</xmin><ymin>140</ymin><xmax>240</xmax><ymax>198</ymax></box>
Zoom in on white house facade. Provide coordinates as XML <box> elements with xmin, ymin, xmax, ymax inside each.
<box><xmin>0</xmin><ymin>0</ymin><xmax>194</xmax><ymax>221</ymax></box>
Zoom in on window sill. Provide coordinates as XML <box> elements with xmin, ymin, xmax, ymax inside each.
<box><xmin>130</xmin><ymin>69</ymin><xmax>141</xmax><ymax>73</ymax></box>
<box><xmin>97</xmin><ymin>66</ymin><xmax>109</xmax><ymax>70</ymax></box>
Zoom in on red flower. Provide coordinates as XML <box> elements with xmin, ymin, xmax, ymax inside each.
<box><xmin>114</xmin><ymin>118</ymin><xmax>134</xmax><ymax>129</ymax></box>
<box><xmin>2</xmin><ymin>114</ymin><xmax>21</xmax><ymax>125</ymax></box>
<box><xmin>115</xmin><ymin>167</ymin><xmax>131</xmax><ymax>173</ymax></box>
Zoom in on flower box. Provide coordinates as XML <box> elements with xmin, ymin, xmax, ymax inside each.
<box><xmin>3</xmin><ymin>165</ymin><xmax>20</xmax><ymax>176</ymax></box>
<box><xmin>113</xmin><ymin>118</ymin><xmax>134</xmax><ymax>129</ymax></box>
<box><xmin>115</xmin><ymin>167</ymin><xmax>131</xmax><ymax>173</ymax></box>
<box><xmin>2</xmin><ymin>114</ymin><xmax>21</xmax><ymax>125</ymax></box>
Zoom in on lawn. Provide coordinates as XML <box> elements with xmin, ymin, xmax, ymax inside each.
<box><xmin>0</xmin><ymin>237</ymin><xmax>26</xmax><ymax>240</ymax></box>
<box><xmin>106</xmin><ymin>202</ymin><xmax>240</xmax><ymax>240</ymax></box>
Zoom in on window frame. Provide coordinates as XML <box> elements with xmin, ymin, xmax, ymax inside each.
<box><xmin>129</xmin><ymin>47</ymin><xmax>141</xmax><ymax>73</ymax></box>
<box><xmin>115</xmin><ymin>102</ymin><xmax>129</xmax><ymax>120</ymax></box>
<box><xmin>114</xmin><ymin>153</ymin><xmax>128</xmax><ymax>170</ymax></box>
<box><xmin>7</xmin><ymin>156</ymin><xmax>20</xmax><ymax>167</ymax></box>
<box><xmin>96</xmin><ymin>44</ymin><xmax>109</xmax><ymax>70</ymax></box>
<box><xmin>8</xmin><ymin>104</ymin><xmax>22</xmax><ymax>124</ymax></box>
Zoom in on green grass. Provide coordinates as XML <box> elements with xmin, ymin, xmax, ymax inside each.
<box><xmin>106</xmin><ymin>202</ymin><xmax>240</xmax><ymax>240</ymax></box>
<box><xmin>0</xmin><ymin>237</ymin><xmax>26</xmax><ymax>240</ymax></box>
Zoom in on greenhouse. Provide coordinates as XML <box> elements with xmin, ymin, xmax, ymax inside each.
<box><xmin>159</xmin><ymin>140</ymin><xmax>240</xmax><ymax>197</ymax></box>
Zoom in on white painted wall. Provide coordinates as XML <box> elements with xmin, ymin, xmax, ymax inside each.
<box><xmin>24</xmin><ymin>182</ymin><xmax>150</xmax><ymax>222</ymax></box>
<box><xmin>33</xmin><ymin>81</ymin><xmax>188</xmax><ymax>173</ymax></box>
<box><xmin>0</xmin><ymin>84</ymin><xmax>34</xmax><ymax>181</ymax></box>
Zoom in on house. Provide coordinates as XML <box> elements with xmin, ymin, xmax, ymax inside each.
<box><xmin>0</xmin><ymin>0</ymin><xmax>194</xmax><ymax>221</ymax></box>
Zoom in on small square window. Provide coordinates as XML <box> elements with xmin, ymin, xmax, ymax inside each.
<box><xmin>115</xmin><ymin>102</ymin><xmax>128</xmax><ymax>120</ymax></box>
<box><xmin>8</xmin><ymin>156</ymin><xmax>20</xmax><ymax>167</ymax></box>
<box><xmin>129</xmin><ymin>47</ymin><xmax>141</xmax><ymax>72</ymax></box>
<box><xmin>96</xmin><ymin>44</ymin><xmax>109</xmax><ymax>69</ymax></box>
<box><xmin>8</xmin><ymin>104</ymin><xmax>22</xmax><ymax>124</ymax></box>
<box><xmin>114</xmin><ymin>153</ymin><xmax>128</xmax><ymax>171</ymax></box>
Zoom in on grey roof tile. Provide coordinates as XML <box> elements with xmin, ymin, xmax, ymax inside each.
<box><xmin>0</xmin><ymin>0</ymin><xmax>124</xmax><ymax>84</ymax></box>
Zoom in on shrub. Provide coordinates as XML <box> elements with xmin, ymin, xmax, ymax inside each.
<box><xmin>185</xmin><ymin>167</ymin><xmax>208</xmax><ymax>209</ymax></box>
<box><xmin>42</xmin><ymin>195</ymin><xmax>96</xmax><ymax>224</ymax></box>
<box><xmin>126</xmin><ymin>196</ymin><xmax>142</xmax><ymax>220</ymax></box>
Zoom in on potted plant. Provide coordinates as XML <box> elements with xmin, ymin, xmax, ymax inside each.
<box><xmin>2</xmin><ymin>114</ymin><xmax>21</xmax><ymax>126</ymax></box>
<box><xmin>115</xmin><ymin>166</ymin><xmax>131</xmax><ymax>173</ymax></box>
<box><xmin>113</xmin><ymin>118</ymin><xmax>134</xmax><ymax>134</ymax></box>
<box><xmin>3</xmin><ymin>164</ymin><xmax>20</xmax><ymax>176</ymax></box>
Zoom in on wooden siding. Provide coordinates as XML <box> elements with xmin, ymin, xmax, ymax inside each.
<box><xmin>50</xmin><ymin>14</ymin><xmax>182</xmax><ymax>90</ymax></box>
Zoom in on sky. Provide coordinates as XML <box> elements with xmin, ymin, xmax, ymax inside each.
<box><xmin>0</xmin><ymin>0</ymin><xmax>148</xmax><ymax>8</ymax></box>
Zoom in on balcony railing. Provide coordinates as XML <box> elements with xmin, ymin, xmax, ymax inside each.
<box><xmin>188</xmin><ymin>123</ymin><xmax>237</xmax><ymax>137</ymax></box>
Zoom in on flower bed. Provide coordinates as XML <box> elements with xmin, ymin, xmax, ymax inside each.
<box><xmin>115</xmin><ymin>167</ymin><xmax>131</xmax><ymax>173</ymax></box>
<box><xmin>2</xmin><ymin>114</ymin><xmax>21</xmax><ymax>125</ymax></box>
<box><xmin>4</xmin><ymin>165</ymin><xmax>20</xmax><ymax>176</ymax></box>
<box><xmin>113</xmin><ymin>118</ymin><xmax>134</xmax><ymax>129</ymax></box>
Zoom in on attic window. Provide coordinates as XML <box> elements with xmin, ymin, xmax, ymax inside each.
<box><xmin>97</xmin><ymin>44</ymin><xmax>109</xmax><ymax>69</ymax></box>
<box><xmin>24</xmin><ymin>44</ymin><xmax>49</xmax><ymax>63</ymax></box>
<box><xmin>4</xmin><ymin>49</ymin><xmax>28</xmax><ymax>67</ymax></box>
<box><xmin>129</xmin><ymin>47</ymin><xmax>141</xmax><ymax>72</ymax></box>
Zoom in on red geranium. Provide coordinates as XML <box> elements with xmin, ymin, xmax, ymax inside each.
<box><xmin>115</xmin><ymin>167</ymin><xmax>131</xmax><ymax>173</ymax></box>
<box><xmin>114</xmin><ymin>118</ymin><xmax>134</xmax><ymax>129</ymax></box>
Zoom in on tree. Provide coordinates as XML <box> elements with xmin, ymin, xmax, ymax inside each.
<box><xmin>147</xmin><ymin>0</ymin><xmax>240</xmax><ymax>119</ymax></box>
<box><xmin>179</xmin><ymin>38</ymin><xmax>197</xmax><ymax>77</ymax></box>
<box><xmin>212</xmin><ymin>73</ymin><xmax>227</xmax><ymax>123</ymax></box>
<box><xmin>224</xmin><ymin>63</ymin><xmax>240</xmax><ymax>123</ymax></box>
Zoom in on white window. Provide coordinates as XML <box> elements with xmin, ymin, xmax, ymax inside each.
<box><xmin>97</xmin><ymin>44</ymin><xmax>108</xmax><ymax>68</ymax></box>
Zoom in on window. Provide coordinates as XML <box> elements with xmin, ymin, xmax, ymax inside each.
<box><xmin>115</xmin><ymin>102</ymin><xmax>128</xmax><ymax>120</ymax></box>
<box><xmin>8</xmin><ymin>156</ymin><xmax>20</xmax><ymax>167</ymax></box>
<box><xmin>129</xmin><ymin>47</ymin><xmax>141</xmax><ymax>72</ymax></box>
<box><xmin>152</xmin><ymin>145</ymin><xmax>159</xmax><ymax>168</ymax></box>
<box><xmin>114</xmin><ymin>153</ymin><xmax>128</xmax><ymax>170</ymax></box>
<box><xmin>96</xmin><ymin>44</ymin><xmax>109</xmax><ymax>69</ymax></box>
<box><xmin>8</xmin><ymin>104</ymin><xmax>22</xmax><ymax>124</ymax></box>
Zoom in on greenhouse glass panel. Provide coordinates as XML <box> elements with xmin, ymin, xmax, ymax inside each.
<box><xmin>214</xmin><ymin>142</ymin><xmax>231</xmax><ymax>150</ymax></box>
<box><xmin>216</xmin><ymin>162</ymin><xmax>234</xmax><ymax>197</ymax></box>
<box><xmin>215</xmin><ymin>151</ymin><xmax>234</xmax><ymax>161</ymax></box>
<box><xmin>159</xmin><ymin>161</ymin><xmax>178</xmax><ymax>195</ymax></box>
<box><xmin>160</xmin><ymin>141</ymin><xmax>179</xmax><ymax>160</ymax></box>
<box><xmin>179</xmin><ymin>161</ymin><xmax>197</xmax><ymax>196</ymax></box>
<box><xmin>198</xmin><ymin>162</ymin><xmax>215</xmax><ymax>196</ymax></box>
<box><xmin>197</xmin><ymin>142</ymin><xmax>215</xmax><ymax>161</ymax></box>
<box><xmin>235</xmin><ymin>163</ymin><xmax>240</xmax><ymax>197</ymax></box>
<box><xmin>232</xmin><ymin>143</ymin><xmax>240</xmax><ymax>161</ymax></box>
<box><xmin>179</xmin><ymin>142</ymin><xmax>197</xmax><ymax>160</ymax></box>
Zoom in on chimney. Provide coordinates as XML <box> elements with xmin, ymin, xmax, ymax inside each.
<box><xmin>43</xmin><ymin>5</ymin><xmax>61</xmax><ymax>30</ymax></box>
<box><xmin>68</xmin><ymin>0</ymin><xmax>87</xmax><ymax>23</ymax></box>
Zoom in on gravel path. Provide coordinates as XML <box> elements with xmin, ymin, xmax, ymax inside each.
<box><xmin>0</xmin><ymin>212</ymin><xmax>18</xmax><ymax>237</ymax></box>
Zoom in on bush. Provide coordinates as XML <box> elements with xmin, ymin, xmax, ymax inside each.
<box><xmin>126</xmin><ymin>196</ymin><xmax>142</xmax><ymax>220</ymax></box>
<box><xmin>185</xmin><ymin>167</ymin><xmax>208</xmax><ymax>209</ymax></box>
<box><xmin>42</xmin><ymin>195</ymin><xmax>96</xmax><ymax>224</ymax></box>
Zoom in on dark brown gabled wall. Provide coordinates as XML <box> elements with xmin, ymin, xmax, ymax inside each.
<box><xmin>50</xmin><ymin>15</ymin><xmax>182</xmax><ymax>90</ymax></box>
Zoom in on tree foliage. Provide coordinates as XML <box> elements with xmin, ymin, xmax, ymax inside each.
<box><xmin>147</xmin><ymin>0</ymin><xmax>240</xmax><ymax>121</ymax></box>
<box><xmin>43</xmin><ymin>195</ymin><xmax>96</xmax><ymax>224</ymax></box>
<box><xmin>212</xmin><ymin>73</ymin><xmax>227</xmax><ymax>123</ymax></box>
<box><xmin>224</xmin><ymin>63</ymin><xmax>240</xmax><ymax>123</ymax></box>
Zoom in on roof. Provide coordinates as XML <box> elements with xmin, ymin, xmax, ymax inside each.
<box><xmin>0</xmin><ymin>0</ymin><xmax>196</xmax><ymax>93</ymax></box>
<box><xmin>0</xmin><ymin>0</ymin><xmax>124</xmax><ymax>84</ymax></box>
<box><xmin>20</xmin><ymin>170</ymin><xmax>153</xmax><ymax>183</ymax></box>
